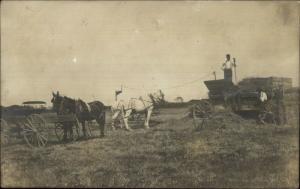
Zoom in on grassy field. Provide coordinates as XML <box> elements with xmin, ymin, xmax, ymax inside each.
<box><xmin>1</xmin><ymin>106</ymin><xmax>299</xmax><ymax>188</ymax></box>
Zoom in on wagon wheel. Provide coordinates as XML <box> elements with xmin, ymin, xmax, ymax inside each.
<box><xmin>192</xmin><ymin>105</ymin><xmax>208</xmax><ymax>130</ymax></box>
<box><xmin>55</xmin><ymin>122</ymin><xmax>80</xmax><ymax>141</ymax></box>
<box><xmin>192</xmin><ymin>105</ymin><xmax>200</xmax><ymax>129</ymax></box>
<box><xmin>23</xmin><ymin>116</ymin><xmax>48</xmax><ymax>148</ymax></box>
<box><xmin>1</xmin><ymin>119</ymin><xmax>9</xmax><ymax>145</ymax></box>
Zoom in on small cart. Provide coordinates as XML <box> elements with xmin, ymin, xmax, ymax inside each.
<box><xmin>1</xmin><ymin>113</ymin><xmax>81</xmax><ymax>148</ymax></box>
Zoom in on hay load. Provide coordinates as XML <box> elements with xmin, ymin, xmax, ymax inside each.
<box><xmin>203</xmin><ymin>75</ymin><xmax>298</xmax><ymax>125</ymax></box>
<box><xmin>238</xmin><ymin>77</ymin><xmax>292</xmax><ymax>92</ymax></box>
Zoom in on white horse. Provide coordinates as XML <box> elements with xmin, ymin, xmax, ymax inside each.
<box><xmin>111</xmin><ymin>96</ymin><xmax>154</xmax><ymax>131</ymax></box>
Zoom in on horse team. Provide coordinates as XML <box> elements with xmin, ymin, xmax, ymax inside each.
<box><xmin>51</xmin><ymin>91</ymin><xmax>155</xmax><ymax>140</ymax></box>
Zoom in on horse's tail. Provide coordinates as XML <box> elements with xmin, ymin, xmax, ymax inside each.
<box><xmin>93</xmin><ymin>101</ymin><xmax>105</xmax><ymax>110</ymax></box>
<box><xmin>92</xmin><ymin>101</ymin><xmax>106</xmax><ymax>125</ymax></box>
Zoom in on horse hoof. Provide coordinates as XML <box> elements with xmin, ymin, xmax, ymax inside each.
<box><xmin>145</xmin><ymin>126</ymin><xmax>150</xmax><ymax>129</ymax></box>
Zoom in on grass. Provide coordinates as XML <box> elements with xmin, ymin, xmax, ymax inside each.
<box><xmin>1</xmin><ymin>107</ymin><xmax>299</xmax><ymax>188</ymax></box>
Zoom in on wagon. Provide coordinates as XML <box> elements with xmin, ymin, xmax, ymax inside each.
<box><xmin>1</xmin><ymin>113</ymin><xmax>80</xmax><ymax>148</ymax></box>
<box><xmin>203</xmin><ymin>77</ymin><xmax>293</xmax><ymax>125</ymax></box>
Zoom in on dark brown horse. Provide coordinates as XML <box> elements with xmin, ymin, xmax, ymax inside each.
<box><xmin>51</xmin><ymin>91</ymin><xmax>106</xmax><ymax>138</ymax></box>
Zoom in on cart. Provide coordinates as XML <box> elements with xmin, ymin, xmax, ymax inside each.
<box><xmin>1</xmin><ymin>113</ymin><xmax>81</xmax><ymax>148</ymax></box>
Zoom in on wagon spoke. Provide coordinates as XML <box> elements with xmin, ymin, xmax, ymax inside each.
<box><xmin>33</xmin><ymin>134</ymin><xmax>39</xmax><ymax>147</ymax></box>
<box><xmin>42</xmin><ymin>136</ymin><xmax>47</xmax><ymax>146</ymax></box>
<box><xmin>23</xmin><ymin>123</ymin><xmax>32</xmax><ymax>129</ymax></box>
<box><xmin>24</xmin><ymin>122</ymin><xmax>35</xmax><ymax>130</ymax></box>
<box><xmin>37</xmin><ymin>134</ymin><xmax>46</xmax><ymax>147</ymax></box>
<box><xmin>36</xmin><ymin>134</ymin><xmax>40</xmax><ymax>146</ymax></box>
<box><xmin>26</xmin><ymin>117</ymin><xmax>33</xmax><ymax>124</ymax></box>
<box><xmin>32</xmin><ymin>134</ymin><xmax>37</xmax><ymax>146</ymax></box>
<box><xmin>38</xmin><ymin>133</ymin><xmax>47</xmax><ymax>144</ymax></box>
<box><xmin>38</xmin><ymin>136</ymin><xmax>44</xmax><ymax>147</ymax></box>
<box><xmin>35</xmin><ymin>134</ymin><xmax>40</xmax><ymax>146</ymax></box>
<box><xmin>23</xmin><ymin>127</ymin><xmax>34</xmax><ymax>134</ymax></box>
<box><xmin>23</xmin><ymin>128</ymin><xmax>34</xmax><ymax>133</ymax></box>
<box><xmin>39</xmin><ymin>134</ymin><xmax>48</xmax><ymax>142</ymax></box>
<box><xmin>87</xmin><ymin>124</ymin><xmax>93</xmax><ymax>137</ymax></box>
<box><xmin>29</xmin><ymin>135</ymin><xmax>35</xmax><ymax>145</ymax></box>
<box><xmin>36</xmin><ymin>135</ymin><xmax>42</xmax><ymax>147</ymax></box>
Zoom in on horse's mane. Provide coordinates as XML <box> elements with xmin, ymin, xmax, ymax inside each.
<box><xmin>63</xmin><ymin>96</ymin><xmax>76</xmax><ymax>103</ymax></box>
<box><xmin>77</xmin><ymin>98</ymin><xmax>89</xmax><ymax>110</ymax></box>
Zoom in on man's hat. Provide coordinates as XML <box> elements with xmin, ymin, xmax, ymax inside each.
<box><xmin>257</xmin><ymin>87</ymin><xmax>264</xmax><ymax>92</ymax></box>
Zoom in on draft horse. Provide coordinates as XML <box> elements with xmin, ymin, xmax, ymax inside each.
<box><xmin>51</xmin><ymin>91</ymin><xmax>106</xmax><ymax>139</ymax></box>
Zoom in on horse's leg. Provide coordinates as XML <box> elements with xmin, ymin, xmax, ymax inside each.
<box><xmin>97</xmin><ymin>113</ymin><xmax>105</xmax><ymax>137</ymax></box>
<box><xmin>65</xmin><ymin>123</ymin><xmax>71</xmax><ymax>141</ymax></box>
<box><xmin>144</xmin><ymin>106</ymin><xmax>153</xmax><ymax>129</ymax></box>
<box><xmin>69</xmin><ymin>122</ymin><xmax>74</xmax><ymax>140</ymax></box>
<box><xmin>111</xmin><ymin>111</ymin><xmax>120</xmax><ymax>130</ymax></box>
<box><xmin>63</xmin><ymin>124</ymin><xmax>68</xmax><ymax>141</ymax></box>
<box><xmin>122</xmin><ymin>109</ymin><xmax>132</xmax><ymax>131</ymax></box>
<box><xmin>16</xmin><ymin>123</ymin><xmax>21</xmax><ymax>138</ymax></box>
<box><xmin>81</xmin><ymin>121</ymin><xmax>87</xmax><ymax>138</ymax></box>
<box><xmin>97</xmin><ymin>119</ymin><xmax>105</xmax><ymax>137</ymax></box>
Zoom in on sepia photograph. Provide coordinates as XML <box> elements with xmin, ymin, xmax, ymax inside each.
<box><xmin>1</xmin><ymin>1</ymin><xmax>299</xmax><ymax>188</ymax></box>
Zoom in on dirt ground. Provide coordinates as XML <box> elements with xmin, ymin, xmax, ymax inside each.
<box><xmin>1</xmin><ymin>106</ymin><xmax>299</xmax><ymax>188</ymax></box>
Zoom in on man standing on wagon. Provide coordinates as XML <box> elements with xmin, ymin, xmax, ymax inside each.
<box><xmin>221</xmin><ymin>54</ymin><xmax>234</xmax><ymax>82</ymax></box>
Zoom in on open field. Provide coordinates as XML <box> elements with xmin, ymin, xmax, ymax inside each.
<box><xmin>1</xmin><ymin>106</ymin><xmax>299</xmax><ymax>188</ymax></box>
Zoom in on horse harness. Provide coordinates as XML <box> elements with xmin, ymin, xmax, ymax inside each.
<box><xmin>119</xmin><ymin>98</ymin><xmax>153</xmax><ymax>119</ymax></box>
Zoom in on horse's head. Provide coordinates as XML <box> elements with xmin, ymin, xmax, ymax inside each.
<box><xmin>51</xmin><ymin>91</ymin><xmax>63</xmax><ymax>113</ymax></box>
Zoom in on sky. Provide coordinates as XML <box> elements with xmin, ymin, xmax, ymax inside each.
<box><xmin>1</xmin><ymin>1</ymin><xmax>299</xmax><ymax>106</ymax></box>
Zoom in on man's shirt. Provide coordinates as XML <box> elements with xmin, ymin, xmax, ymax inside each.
<box><xmin>259</xmin><ymin>92</ymin><xmax>268</xmax><ymax>102</ymax></box>
<box><xmin>222</xmin><ymin>60</ymin><xmax>234</xmax><ymax>70</ymax></box>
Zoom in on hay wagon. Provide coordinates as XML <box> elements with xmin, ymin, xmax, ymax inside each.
<box><xmin>203</xmin><ymin>77</ymin><xmax>293</xmax><ymax>125</ymax></box>
<box><xmin>1</xmin><ymin>113</ymin><xmax>80</xmax><ymax>148</ymax></box>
